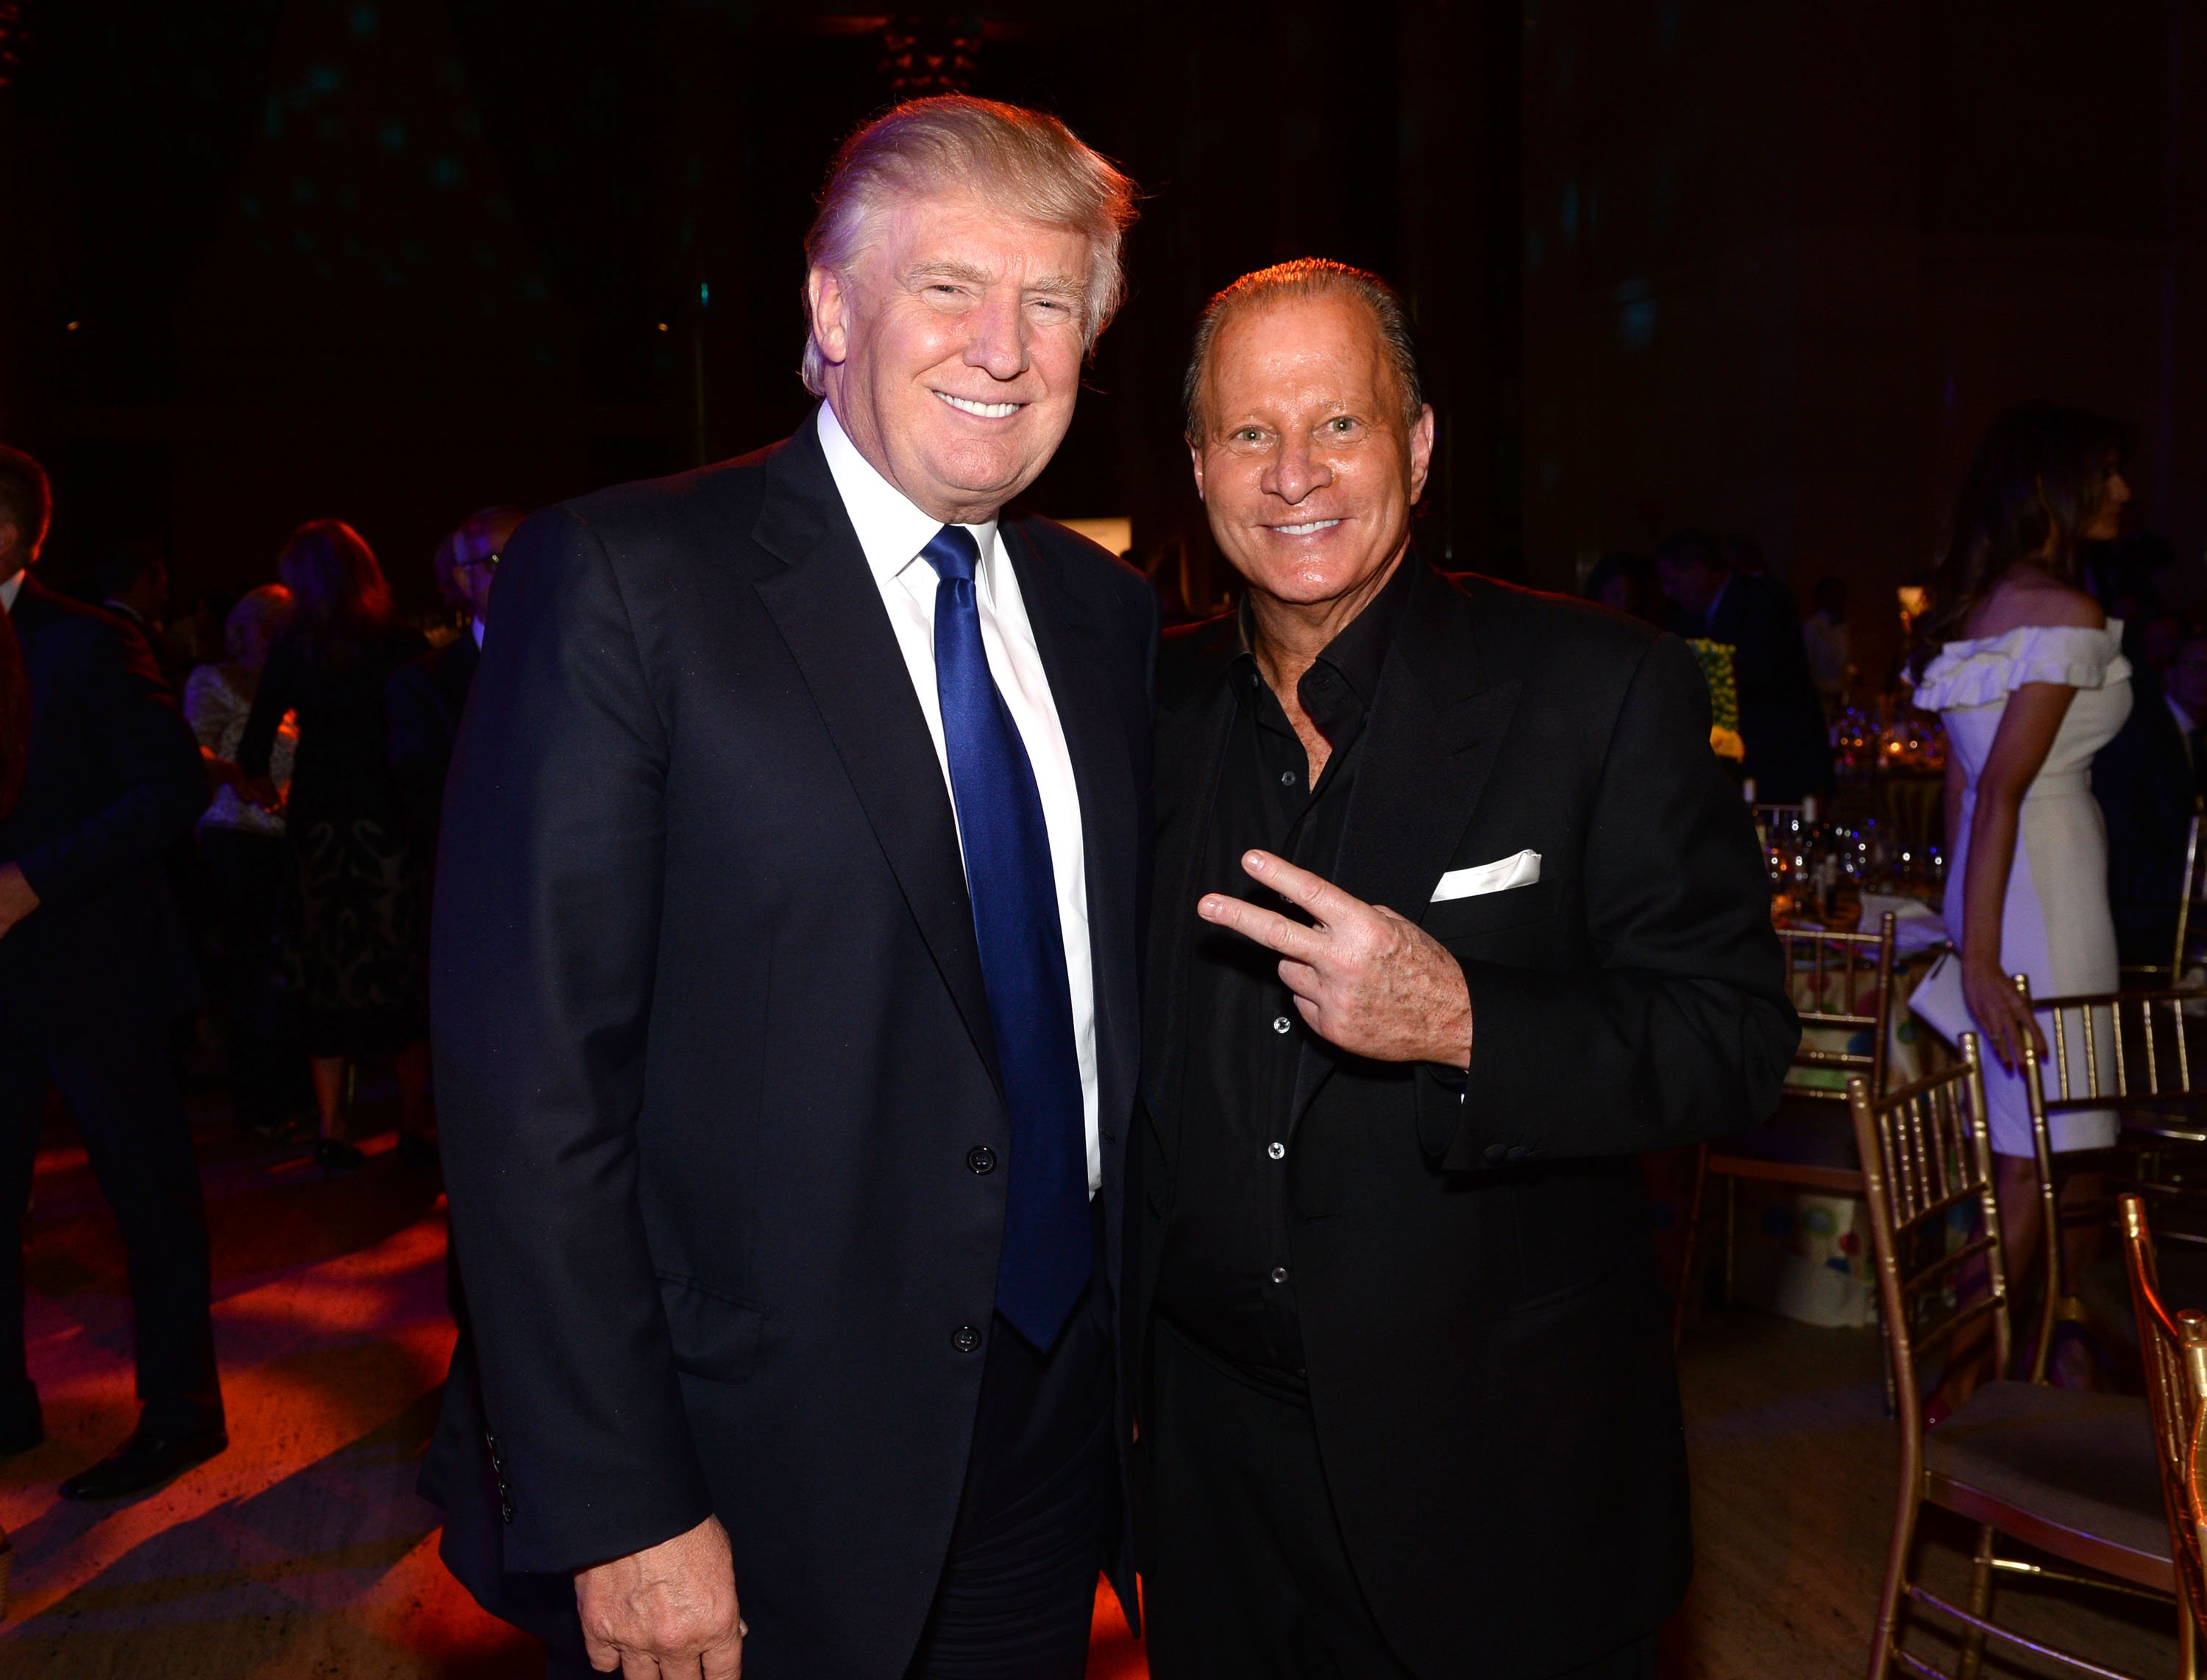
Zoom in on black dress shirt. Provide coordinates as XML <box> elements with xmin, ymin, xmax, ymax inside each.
<box><xmin>1153</xmin><ymin>558</ymin><xmax>1413</xmax><ymax>1392</ymax></box>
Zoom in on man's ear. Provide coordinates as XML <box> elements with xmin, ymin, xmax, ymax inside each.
<box><xmin>1407</xmin><ymin>405</ymin><xmax>1437</xmax><ymax>503</ymax></box>
<box><xmin>806</xmin><ymin>266</ymin><xmax>851</xmax><ymax>374</ymax></box>
<box><xmin>1187</xmin><ymin>435</ymin><xmax>1206</xmax><ymax>502</ymax></box>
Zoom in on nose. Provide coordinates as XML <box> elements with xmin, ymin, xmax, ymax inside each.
<box><xmin>1263</xmin><ymin>430</ymin><xmax>1334</xmax><ymax>506</ymax></box>
<box><xmin>964</xmin><ymin>287</ymin><xmax>1029</xmax><ymax>382</ymax></box>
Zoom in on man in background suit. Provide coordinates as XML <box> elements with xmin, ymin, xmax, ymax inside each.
<box><xmin>1138</xmin><ymin>263</ymin><xmax>1795</xmax><ymax>1679</ymax></box>
<box><xmin>1656</xmin><ymin>531</ymin><xmax>1833</xmax><ymax>800</ymax></box>
<box><xmin>387</xmin><ymin>505</ymin><xmax>524</xmax><ymax>861</ymax></box>
<box><xmin>2094</xmin><ymin>627</ymin><xmax>2207</xmax><ymax>967</ymax></box>
<box><xmin>0</xmin><ymin>446</ymin><xmax>225</xmax><ymax>1500</ymax></box>
<box><xmin>421</xmin><ymin>98</ymin><xmax>1153</xmax><ymax>1679</ymax></box>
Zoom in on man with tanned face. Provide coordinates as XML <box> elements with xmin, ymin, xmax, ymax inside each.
<box><xmin>419</xmin><ymin>99</ymin><xmax>1154</xmax><ymax>1679</ymax></box>
<box><xmin>1134</xmin><ymin>261</ymin><xmax>1796</xmax><ymax>1679</ymax></box>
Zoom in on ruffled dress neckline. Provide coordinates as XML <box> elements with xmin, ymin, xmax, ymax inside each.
<box><xmin>1911</xmin><ymin>619</ymin><xmax>2128</xmax><ymax>712</ymax></box>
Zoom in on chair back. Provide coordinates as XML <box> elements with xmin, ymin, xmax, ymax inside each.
<box><xmin>1780</xmin><ymin>911</ymin><xmax>1898</xmax><ymax>1100</ymax></box>
<box><xmin>2119</xmin><ymin>1192</ymin><xmax>2207</xmax><ymax>1629</ymax></box>
<box><xmin>1848</xmin><ymin>1036</ymin><xmax>2009</xmax><ymax>1458</ymax></box>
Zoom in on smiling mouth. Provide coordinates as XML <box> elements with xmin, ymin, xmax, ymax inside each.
<box><xmin>1268</xmin><ymin>519</ymin><xmax>1343</xmax><ymax>536</ymax></box>
<box><xmin>934</xmin><ymin>392</ymin><xmax>1023</xmax><ymax>419</ymax></box>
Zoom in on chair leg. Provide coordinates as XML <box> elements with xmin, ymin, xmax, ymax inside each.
<box><xmin>2181</xmin><ymin>1587</ymin><xmax>2198</xmax><ymax>1680</ymax></box>
<box><xmin>1866</xmin><ymin>1482</ymin><xmax>1922</xmax><ymax>1680</ymax></box>
<box><xmin>1674</xmin><ymin>1145</ymin><xmax>1709</xmax><ymax>1348</ymax></box>
<box><xmin>1955</xmin><ymin>1524</ymin><xmax>1994</xmax><ymax>1680</ymax></box>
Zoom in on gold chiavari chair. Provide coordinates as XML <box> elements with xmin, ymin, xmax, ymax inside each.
<box><xmin>1855</xmin><ymin>1039</ymin><xmax>2178</xmax><ymax>1680</ymax></box>
<box><xmin>1675</xmin><ymin>913</ymin><xmax>1897</xmax><ymax>1342</ymax></box>
<box><xmin>2014</xmin><ymin>980</ymin><xmax>2207</xmax><ymax>1390</ymax></box>
<box><xmin>2123</xmin><ymin>808</ymin><xmax>2206</xmax><ymax>988</ymax></box>
<box><xmin>2122</xmin><ymin>1193</ymin><xmax>2207</xmax><ymax>1675</ymax></box>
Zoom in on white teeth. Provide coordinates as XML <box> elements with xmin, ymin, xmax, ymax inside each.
<box><xmin>936</xmin><ymin>393</ymin><xmax>1020</xmax><ymax>419</ymax></box>
<box><xmin>1273</xmin><ymin>519</ymin><xmax>1341</xmax><ymax>535</ymax></box>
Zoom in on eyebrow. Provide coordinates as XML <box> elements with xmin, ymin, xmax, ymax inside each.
<box><xmin>905</xmin><ymin>260</ymin><xmax>1087</xmax><ymax>302</ymax></box>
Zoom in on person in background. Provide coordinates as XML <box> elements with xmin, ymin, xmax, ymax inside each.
<box><xmin>1584</xmin><ymin>552</ymin><xmax>1664</xmax><ymax>626</ymax></box>
<box><xmin>186</xmin><ymin>585</ymin><xmax>305</xmax><ymax>1141</ymax></box>
<box><xmin>97</xmin><ymin>540</ymin><xmax>171</xmax><ymax>638</ymax></box>
<box><xmin>238</xmin><ymin>522</ymin><xmax>433</xmax><ymax>1173</ymax></box>
<box><xmin>1655</xmin><ymin>530</ymin><xmax>1833</xmax><ymax>800</ymax></box>
<box><xmin>387</xmin><ymin>505</ymin><xmax>524</xmax><ymax>863</ymax></box>
<box><xmin>2094</xmin><ymin>624</ymin><xmax>2207</xmax><ymax>970</ymax></box>
<box><xmin>0</xmin><ymin>445</ymin><xmax>226</xmax><ymax>1500</ymax></box>
<box><xmin>1911</xmin><ymin>399</ymin><xmax>2134</xmax><ymax>1400</ymax></box>
<box><xmin>1802</xmin><ymin>576</ymin><xmax>1851</xmax><ymax>712</ymax></box>
<box><xmin>2125</xmin><ymin>606</ymin><xmax>2186</xmax><ymax>681</ymax></box>
<box><xmin>174</xmin><ymin>586</ymin><xmax>240</xmax><ymax>670</ymax></box>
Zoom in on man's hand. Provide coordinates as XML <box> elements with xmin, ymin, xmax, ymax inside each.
<box><xmin>0</xmin><ymin>864</ymin><xmax>39</xmax><ymax>941</ymax></box>
<box><xmin>1200</xmin><ymin>850</ymin><xmax>1473</xmax><ymax>1068</ymax></box>
<box><xmin>575</xmin><ymin>1514</ymin><xmax>747</xmax><ymax>1679</ymax></box>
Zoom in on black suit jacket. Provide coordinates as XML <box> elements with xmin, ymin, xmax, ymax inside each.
<box><xmin>2092</xmin><ymin>669</ymin><xmax>2201</xmax><ymax>967</ymax></box>
<box><xmin>1702</xmin><ymin>573</ymin><xmax>1833</xmax><ymax>800</ymax></box>
<box><xmin>420</xmin><ymin>418</ymin><xmax>1156</xmax><ymax>1675</ymax></box>
<box><xmin>385</xmin><ymin>628</ymin><xmax>480</xmax><ymax>856</ymax></box>
<box><xmin>0</xmin><ymin>577</ymin><xmax>207</xmax><ymax>1002</ymax></box>
<box><xmin>1139</xmin><ymin>563</ymin><xmax>1795</xmax><ymax>1679</ymax></box>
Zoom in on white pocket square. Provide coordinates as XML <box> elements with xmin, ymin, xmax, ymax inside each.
<box><xmin>1432</xmin><ymin>850</ymin><xmax>1541</xmax><ymax>903</ymax></box>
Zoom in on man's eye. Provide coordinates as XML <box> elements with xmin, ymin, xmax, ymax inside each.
<box><xmin>1328</xmin><ymin>417</ymin><xmax>1357</xmax><ymax>434</ymax></box>
<box><xmin>1237</xmin><ymin>429</ymin><xmax>1265</xmax><ymax>444</ymax></box>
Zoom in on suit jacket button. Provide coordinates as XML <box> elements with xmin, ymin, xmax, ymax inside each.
<box><xmin>500</xmin><ymin>1501</ymin><xmax>515</xmax><ymax>1524</ymax></box>
<box><xmin>952</xmin><ymin>1325</ymin><xmax>982</xmax><ymax>1353</ymax></box>
<box><xmin>1485</xmin><ymin>1142</ymin><xmax>1510</xmax><ymax>1166</ymax></box>
<box><xmin>966</xmin><ymin>1145</ymin><xmax>997</xmax><ymax>1175</ymax></box>
<box><xmin>1507</xmin><ymin>1145</ymin><xmax>1529</xmax><ymax>1162</ymax></box>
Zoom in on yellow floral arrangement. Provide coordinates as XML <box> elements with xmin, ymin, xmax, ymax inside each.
<box><xmin>1688</xmin><ymin>638</ymin><xmax>1746</xmax><ymax>761</ymax></box>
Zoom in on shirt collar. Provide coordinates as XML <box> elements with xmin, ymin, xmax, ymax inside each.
<box><xmin>0</xmin><ymin>572</ymin><xmax>21</xmax><ymax>614</ymax></box>
<box><xmin>1230</xmin><ymin>552</ymin><xmax>1418</xmax><ymax>736</ymax></box>
<box><xmin>817</xmin><ymin>401</ymin><xmax>1000</xmax><ymax>594</ymax></box>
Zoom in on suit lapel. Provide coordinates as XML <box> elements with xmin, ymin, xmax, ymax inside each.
<box><xmin>1146</xmin><ymin>675</ymin><xmax>1236</xmax><ymax>1163</ymax></box>
<box><xmin>1001</xmin><ymin>522</ymin><xmax>1138</xmax><ymax>1165</ymax></box>
<box><xmin>1286</xmin><ymin>565</ymin><xmax>1521</xmax><ymax>1133</ymax></box>
<box><xmin>750</xmin><ymin>427</ymin><xmax>1002</xmax><ymax>1093</ymax></box>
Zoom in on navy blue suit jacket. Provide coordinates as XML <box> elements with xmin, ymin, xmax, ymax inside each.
<box><xmin>385</xmin><ymin>628</ymin><xmax>480</xmax><ymax>858</ymax></box>
<box><xmin>0</xmin><ymin>576</ymin><xmax>206</xmax><ymax>1000</ymax></box>
<box><xmin>420</xmin><ymin>419</ymin><xmax>1155</xmax><ymax>1675</ymax></box>
<box><xmin>2093</xmin><ymin>669</ymin><xmax>2202</xmax><ymax>967</ymax></box>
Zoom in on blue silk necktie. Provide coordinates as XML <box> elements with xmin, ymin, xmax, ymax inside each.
<box><xmin>921</xmin><ymin>524</ymin><xmax>1091</xmax><ymax>1350</ymax></box>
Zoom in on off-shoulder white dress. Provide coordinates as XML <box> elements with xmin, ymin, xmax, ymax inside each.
<box><xmin>1912</xmin><ymin>622</ymin><xmax>2131</xmax><ymax>1156</ymax></box>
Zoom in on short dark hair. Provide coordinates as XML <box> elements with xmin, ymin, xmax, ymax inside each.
<box><xmin>1184</xmin><ymin>258</ymin><xmax>1424</xmax><ymax>440</ymax></box>
<box><xmin>0</xmin><ymin>446</ymin><xmax>52</xmax><ymax>560</ymax></box>
<box><xmin>96</xmin><ymin>539</ymin><xmax>166</xmax><ymax>600</ymax></box>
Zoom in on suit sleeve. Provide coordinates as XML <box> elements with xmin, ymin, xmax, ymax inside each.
<box><xmin>1424</xmin><ymin>634</ymin><xmax>1798</xmax><ymax>1167</ymax></box>
<box><xmin>432</xmin><ymin>505</ymin><xmax>714</xmax><ymax>1574</ymax></box>
<box><xmin>13</xmin><ymin>619</ymin><xmax>207</xmax><ymax>914</ymax></box>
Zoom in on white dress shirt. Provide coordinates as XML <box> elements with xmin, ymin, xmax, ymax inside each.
<box><xmin>817</xmin><ymin>402</ymin><xmax>1100</xmax><ymax>1196</ymax></box>
<box><xmin>0</xmin><ymin>572</ymin><xmax>20</xmax><ymax>613</ymax></box>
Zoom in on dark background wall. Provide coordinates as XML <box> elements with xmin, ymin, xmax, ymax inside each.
<box><xmin>0</xmin><ymin>0</ymin><xmax>2199</xmax><ymax>675</ymax></box>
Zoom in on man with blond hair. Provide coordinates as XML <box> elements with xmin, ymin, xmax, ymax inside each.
<box><xmin>420</xmin><ymin>98</ymin><xmax>1151</xmax><ymax>1679</ymax></box>
<box><xmin>1136</xmin><ymin>261</ymin><xmax>1794</xmax><ymax>1678</ymax></box>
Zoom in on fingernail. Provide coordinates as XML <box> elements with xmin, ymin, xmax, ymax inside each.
<box><xmin>1245</xmin><ymin>852</ymin><xmax>1268</xmax><ymax>872</ymax></box>
<box><xmin>1198</xmin><ymin>897</ymin><xmax>1220</xmax><ymax>918</ymax></box>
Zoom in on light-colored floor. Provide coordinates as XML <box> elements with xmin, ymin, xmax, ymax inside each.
<box><xmin>0</xmin><ymin>1103</ymin><xmax>2178</xmax><ymax>1678</ymax></box>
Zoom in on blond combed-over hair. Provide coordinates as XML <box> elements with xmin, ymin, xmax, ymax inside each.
<box><xmin>800</xmin><ymin>95</ymin><xmax>1138</xmax><ymax>395</ymax></box>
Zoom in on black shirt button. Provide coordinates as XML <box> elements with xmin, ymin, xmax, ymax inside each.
<box><xmin>1272</xmin><ymin>1015</ymin><xmax>1293</xmax><ymax>1034</ymax></box>
<box><xmin>1279</xmin><ymin>769</ymin><xmax>1297</xmax><ymax>786</ymax></box>
<box><xmin>952</xmin><ymin>1325</ymin><xmax>982</xmax><ymax>1353</ymax></box>
<box><xmin>1269</xmin><ymin>1266</ymin><xmax>1289</xmax><ymax>1285</ymax></box>
<box><xmin>1267</xmin><ymin>1141</ymin><xmax>1285</xmax><ymax>1161</ymax></box>
<box><xmin>966</xmin><ymin>1145</ymin><xmax>997</xmax><ymax>1175</ymax></box>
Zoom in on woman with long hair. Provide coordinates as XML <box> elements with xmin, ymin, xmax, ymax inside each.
<box><xmin>1909</xmin><ymin>400</ymin><xmax>2132</xmax><ymax>1398</ymax></box>
<box><xmin>238</xmin><ymin>521</ymin><xmax>431</xmax><ymax>1172</ymax></box>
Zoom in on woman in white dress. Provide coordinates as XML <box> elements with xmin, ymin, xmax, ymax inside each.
<box><xmin>1910</xmin><ymin>400</ymin><xmax>2133</xmax><ymax>1397</ymax></box>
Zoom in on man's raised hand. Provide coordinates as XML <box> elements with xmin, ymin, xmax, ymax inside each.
<box><xmin>576</xmin><ymin>1513</ymin><xmax>746</xmax><ymax>1679</ymax></box>
<box><xmin>1198</xmin><ymin>850</ymin><xmax>1473</xmax><ymax>1069</ymax></box>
